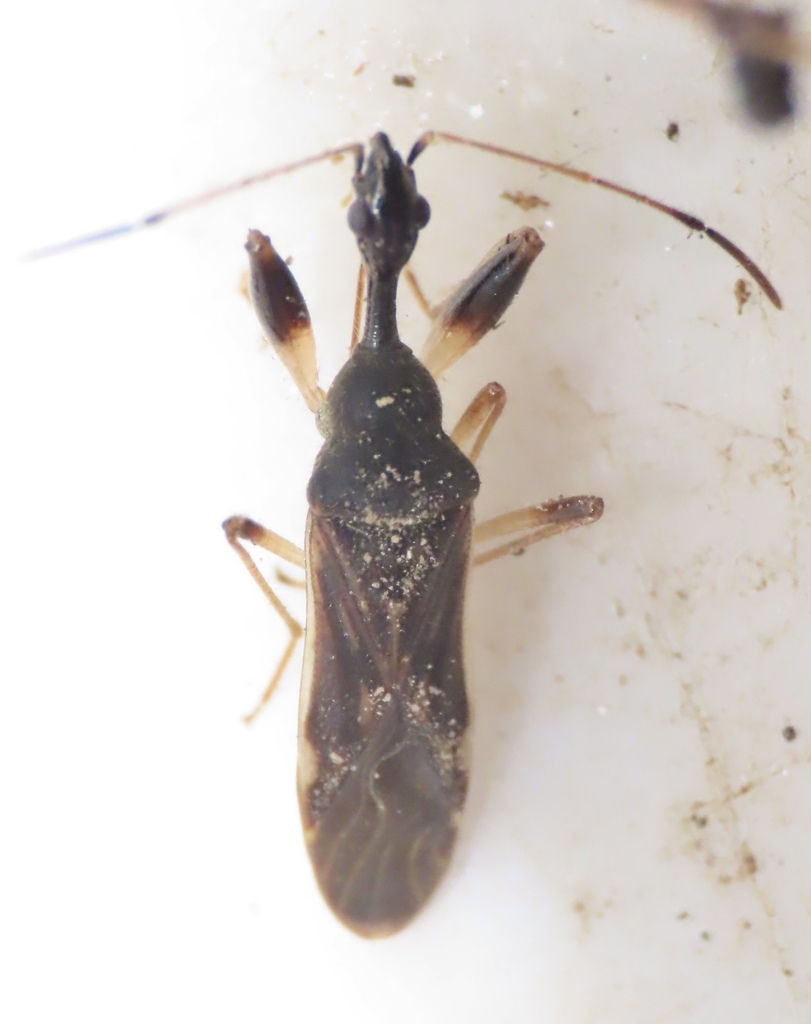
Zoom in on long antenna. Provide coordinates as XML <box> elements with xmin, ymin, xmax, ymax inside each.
<box><xmin>26</xmin><ymin>142</ymin><xmax>364</xmax><ymax>260</ymax></box>
<box><xmin>27</xmin><ymin>130</ymin><xmax>782</xmax><ymax>312</ymax></box>
<box><xmin>409</xmin><ymin>130</ymin><xmax>782</xmax><ymax>310</ymax></box>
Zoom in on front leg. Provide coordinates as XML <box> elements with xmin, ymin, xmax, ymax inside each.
<box><xmin>415</xmin><ymin>227</ymin><xmax>544</xmax><ymax>377</ymax></box>
<box><xmin>245</xmin><ymin>230</ymin><xmax>325</xmax><ymax>412</ymax></box>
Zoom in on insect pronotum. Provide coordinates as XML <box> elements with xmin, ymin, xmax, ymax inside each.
<box><xmin>32</xmin><ymin>129</ymin><xmax>780</xmax><ymax>938</ymax></box>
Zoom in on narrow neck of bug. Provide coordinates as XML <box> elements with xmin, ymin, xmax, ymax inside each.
<box><xmin>359</xmin><ymin>271</ymin><xmax>400</xmax><ymax>349</ymax></box>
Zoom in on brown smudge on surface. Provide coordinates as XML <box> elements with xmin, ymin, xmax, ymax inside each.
<box><xmin>500</xmin><ymin>190</ymin><xmax>550</xmax><ymax>211</ymax></box>
<box><xmin>735</xmin><ymin>277</ymin><xmax>752</xmax><ymax>314</ymax></box>
<box><xmin>739</xmin><ymin>843</ymin><xmax>758</xmax><ymax>879</ymax></box>
<box><xmin>572</xmin><ymin>892</ymin><xmax>614</xmax><ymax>940</ymax></box>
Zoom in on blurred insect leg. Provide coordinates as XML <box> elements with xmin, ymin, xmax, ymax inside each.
<box><xmin>223</xmin><ymin>515</ymin><xmax>306</xmax><ymax>723</ymax></box>
<box><xmin>403</xmin><ymin>265</ymin><xmax>436</xmax><ymax>319</ymax></box>
<box><xmin>275</xmin><ymin>566</ymin><xmax>306</xmax><ymax>588</ymax></box>
<box><xmin>450</xmin><ymin>382</ymin><xmax>506</xmax><ymax>464</ymax></box>
<box><xmin>245</xmin><ymin>231</ymin><xmax>325</xmax><ymax>412</ymax></box>
<box><xmin>416</xmin><ymin>227</ymin><xmax>544</xmax><ymax>378</ymax></box>
<box><xmin>473</xmin><ymin>496</ymin><xmax>604</xmax><ymax>567</ymax></box>
<box><xmin>350</xmin><ymin>264</ymin><xmax>366</xmax><ymax>350</ymax></box>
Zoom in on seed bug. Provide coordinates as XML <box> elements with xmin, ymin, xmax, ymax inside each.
<box><xmin>222</xmin><ymin>135</ymin><xmax>606</xmax><ymax>938</ymax></box>
<box><xmin>220</xmin><ymin>131</ymin><xmax>781</xmax><ymax>937</ymax></box>
<box><xmin>29</xmin><ymin>129</ymin><xmax>781</xmax><ymax>938</ymax></box>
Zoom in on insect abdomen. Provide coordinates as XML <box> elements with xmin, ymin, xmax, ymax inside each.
<box><xmin>298</xmin><ymin>508</ymin><xmax>472</xmax><ymax>937</ymax></box>
<box><xmin>306</xmin><ymin>692</ymin><xmax>466</xmax><ymax>937</ymax></box>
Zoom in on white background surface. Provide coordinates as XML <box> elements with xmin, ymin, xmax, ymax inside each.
<box><xmin>4</xmin><ymin>1</ymin><xmax>811</xmax><ymax>1021</ymax></box>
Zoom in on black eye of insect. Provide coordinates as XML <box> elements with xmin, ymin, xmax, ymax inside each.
<box><xmin>347</xmin><ymin>199</ymin><xmax>373</xmax><ymax>238</ymax></box>
<box><xmin>414</xmin><ymin>194</ymin><xmax>431</xmax><ymax>229</ymax></box>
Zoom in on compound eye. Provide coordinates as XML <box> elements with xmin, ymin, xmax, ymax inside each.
<box><xmin>348</xmin><ymin>199</ymin><xmax>373</xmax><ymax>237</ymax></box>
<box><xmin>414</xmin><ymin>195</ymin><xmax>431</xmax><ymax>229</ymax></box>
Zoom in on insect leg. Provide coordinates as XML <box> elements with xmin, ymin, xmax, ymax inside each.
<box><xmin>450</xmin><ymin>382</ymin><xmax>506</xmax><ymax>464</ymax></box>
<box><xmin>417</xmin><ymin>228</ymin><xmax>544</xmax><ymax>378</ymax></box>
<box><xmin>246</xmin><ymin>231</ymin><xmax>325</xmax><ymax>412</ymax></box>
<box><xmin>274</xmin><ymin>566</ymin><xmax>306</xmax><ymax>588</ymax></box>
<box><xmin>473</xmin><ymin>496</ymin><xmax>604</xmax><ymax>566</ymax></box>
<box><xmin>349</xmin><ymin>264</ymin><xmax>366</xmax><ymax>350</ymax></box>
<box><xmin>402</xmin><ymin>265</ymin><xmax>435</xmax><ymax>319</ymax></box>
<box><xmin>222</xmin><ymin>515</ymin><xmax>305</xmax><ymax>723</ymax></box>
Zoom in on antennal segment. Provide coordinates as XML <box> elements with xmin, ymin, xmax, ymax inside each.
<box><xmin>411</xmin><ymin>130</ymin><xmax>782</xmax><ymax>310</ymax></box>
<box><xmin>26</xmin><ymin>142</ymin><xmax>364</xmax><ymax>260</ymax></box>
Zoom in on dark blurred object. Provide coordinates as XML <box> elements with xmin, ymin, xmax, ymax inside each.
<box><xmin>733</xmin><ymin>50</ymin><xmax>793</xmax><ymax>124</ymax></box>
<box><xmin>650</xmin><ymin>1</ymin><xmax>803</xmax><ymax>127</ymax></box>
<box><xmin>705</xmin><ymin>4</ymin><xmax>796</xmax><ymax>125</ymax></box>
